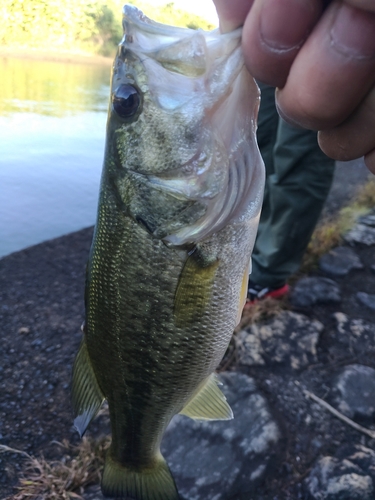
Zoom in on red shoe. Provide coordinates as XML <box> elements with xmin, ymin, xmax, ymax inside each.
<box><xmin>246</xmin><ymin>282</ymin><xmax>289</xmax><ymax>304</ymax></box>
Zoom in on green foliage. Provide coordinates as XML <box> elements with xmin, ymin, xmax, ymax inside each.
<box><xmin>0</xmin><ymin>0</ymin><xmax>214</xmax><ymax>56</ymax></box>
<box><xmin>128</xmin><ymin>1</ymin><xmax>214</xmax><ymax>30</ymax></box>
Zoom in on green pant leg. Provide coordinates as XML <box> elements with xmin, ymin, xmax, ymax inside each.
<box><xmin>256</xmin><ymin>83</ymin><xmax>279</xmax><ymax>173</ymax></box>
<box><xmin>251</xmin><ymin>85</ymin><xmax>335</xmax><ymax>288</ymax></box>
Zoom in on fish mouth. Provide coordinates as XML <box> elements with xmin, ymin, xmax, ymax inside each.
<box><xmin>122</xmin><ymin>5</ymin><xmax>199</xmax><ymax>38</ymax></box>
<box><xmin>121</xmin><ymin>5</ymin><xmax>242</xmax><ymax>79</ymax></box>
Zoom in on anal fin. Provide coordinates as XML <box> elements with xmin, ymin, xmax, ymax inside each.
<box><xmin>72</xmin><ymin>339</ymin><xmax>105</xmax><ymax>437</ymax></box>
<box><xmin>179</xmin><ymin>373</ymin><xmax>233</xmax><ymax>421</ymax></box>
<box><xmin>236</xmin><ymin>259</ymin><xmax>251</xmax><ymax>325</ymax></box>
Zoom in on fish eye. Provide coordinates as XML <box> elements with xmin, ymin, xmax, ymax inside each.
<box><xmin>112</xmin><ymin>84</ymin><xmax>141</xmax><ymax>118</ymax></box>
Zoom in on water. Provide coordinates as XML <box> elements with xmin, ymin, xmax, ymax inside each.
<box><xmin>0</xmin><ymin>56</ymin><xmax>111</xmax><ymax>258</ymax></box>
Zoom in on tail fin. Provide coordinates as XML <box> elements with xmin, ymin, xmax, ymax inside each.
<box><xmin>102</xmin><ymin>451</ymin><xmax>179</xmax><ymax>500</ymax></box>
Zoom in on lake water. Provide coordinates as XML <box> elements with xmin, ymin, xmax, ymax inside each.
<box><xmin>0</xmin><ymin>56</ymin><xmax>111</xmax><ymax>258</ymax></box>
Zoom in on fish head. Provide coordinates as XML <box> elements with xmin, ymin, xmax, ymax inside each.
<box><xmin>105</xmin><ymin>5</ymin><xmax>264</xmax><ymax>245</ymax></box>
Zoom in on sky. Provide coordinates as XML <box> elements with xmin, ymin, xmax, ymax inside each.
<box><xmin>150</xmin><ymin>0</ymin><xmax>219</xmax><ymax>25</ymax></box>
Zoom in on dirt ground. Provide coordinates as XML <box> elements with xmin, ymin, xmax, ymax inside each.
<box><xmin>0</xmin><ymin>159</ymin><xmax>374</xmax><ymax>499</ymax></box>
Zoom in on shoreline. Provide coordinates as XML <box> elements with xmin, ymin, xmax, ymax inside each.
<box><xmin>0</xmin><ymin>47</ymin><xmax>113</xmax><ymax>65</ymax></box>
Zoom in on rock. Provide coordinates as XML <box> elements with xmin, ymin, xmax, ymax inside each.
<box><xmin>371</xmin><ymin>265</ymin><xmax>375</xmax><ymax>274</ymax></box>
<box><xmin>305</xmin><ymin>456</ymin><xmax>374</xmax><ymax>500</ymax></box>
<box><xmin>335</xmin><ymin>364</ymin><xmax>375</xmax><ymax>420</ymax></box>
<box><xmin>237</xmin><ymin>311</ymin><xmax>322</xmax><ymax>369</ymax></box>
<box><xmin>290</xmin><ymin>277</ymin><xmax>341</xmax><ymax>307</ymax></box>
<box><xmin>331</xmin><ymin>313</ymin><xmax>375</xmax><ymax>357</ymax></box>
<box><xmin>162</xmin><ymin>372</ymin><xmax>281</xmax><ymax>500</ymax></box>
<box><xmin>357</xmin><ymin>292</ymin><xmax>375</xmax><ymax>311</ymax></box>
<box><xmin>319</xmin><ymin>246</ymin><xmax>363</xmax><ymax>276</ymax></box>
<box><xmin>83</xmin><ymin>373</ymin><xmax>281</xmax><ymax>500</ymax></box>
<box><xmin>358</xmin><ymin>212</ymin><xmax>375</xmax><ymax>227</ymax></box>
<box><xmin>345</xmin><ymin>223</ymin><xmax>375</xmax><ymax>246</ymax></box>
<box><xmin>346</xmin><ymin>444</ymin><xmax>375</xmax><ymax>480</ymax></box>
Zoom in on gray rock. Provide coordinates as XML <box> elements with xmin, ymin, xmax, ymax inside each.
<box><xmin>346</xmin><ymin>444</ymin><xmax>375</xmax><ymax>480</ymax></box>
<box><xmin>82</xmin><ymin>373</ymin><xmax>281</xmax><ymax>500</ymax></box>
<box><xmin>358</xmin><ymin>212</ymin><xmax>375</xmax><ymax>227</ymax></box>
<box><xmin>163</xmin><ymin>372</ymin><xmax>281</xmax><ymax>500</ymax></box>
<box><xmin>345</xmin><ymin>223</ymin><xmax>375</xmax><ymax>245</ymax></box>
<box><xmin>319</xmin><ymin>246</ymin><xmax>363</xmax><ymax>276</ymax></box>
<box><xmin>335</xmin><ymin>364</ymin><xmax>375</xmax><ymax>420</ymax></box>
<box><xmin>305</xmin><ymin>456</ymin><xmax>374</xmax><ymax>500</ymax></box>
<box><xmin>237</xmin><ymin>311</ymin><xmax>322</xmax><ymax>369</ymax></box>
<box><xmin>290</xmin><ymin>277</ymin><xmax>341</xmax><ymax>307</ymax></box>
<box><xmin>332</xmin><ymin>312</ymin><xmax>375</xmax><ymax>357</ymax></box>
<box><xmin>357</xmin><ymin>292</ymin><xmax>375</xmax><ymax>311</ymax></box>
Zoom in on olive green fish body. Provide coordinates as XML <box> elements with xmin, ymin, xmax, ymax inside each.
<box><xmin>72</xmin><ymin>5</ymin><xmax>264</xmax><ymax>500</ymax></box>
<box><xmin>86</xmin><ymin>178</ymin><xmax>252</xmax><ymax>463</ymax></box>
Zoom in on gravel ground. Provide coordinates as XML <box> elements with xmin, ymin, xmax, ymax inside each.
<box><xmin>0</xmin><ymin>158</ymin><xmax>374</xmax><ymax>499</ymax></box>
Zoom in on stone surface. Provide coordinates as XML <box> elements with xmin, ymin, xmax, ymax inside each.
<box><xmin>237</xmin><ymin>311</ymin><xmax>322</xmax><ymax>369</ymax></box>
<box><xmin>357</xmin><ymin>292</ymin><xmax>375</xmax><ymax>311</ymax></box>
<box><xmin>331</xmin><ymin>312</ymin><xmax>375</xmax><ymax>358</ymax></box>
<box><xmin>335</xmin><ymin>364</ymin><xmax>375</xmax><ymax>420</ymax></box>
<box><xmin>83</xmin><ymin>373</ymin><xmax>281</xmax><ymax>500</ymax></box>
<box><xmin>358</xmin><ymin>212</ymin><xmax>375</xmax><ymax>227</ymax></box>
<box><xmin>345</xmin><ymin>224</ymin><xmax>375</xmax><ymax>246</ymax></box>
<box><xmin>305</xmin><ymin>456</ymin><xmax>374</xmax><ymax>500</ymax></box>
<box><xmin>306</xmin><ymin>445</ymin><xmax>375</xmax><ymax>500</ymax></box>
<box><xmin>345</xmin><ymin>445</ymin><xmax>375</xmax><ymax>485</ymax></box>
<box><xmin>319</xmin><ymin>246</ymin><xmax>363</xmax><ymax>276</ymax></box>
<box><xmin>290</xmin><ymin>277</ymin><xmax>341</xmax><ymax>307</ymax></box>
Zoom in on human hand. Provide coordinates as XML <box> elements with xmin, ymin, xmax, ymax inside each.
<box><xmin>213</xmin><ymin>0</ymin><xmax>375</xmax><ymax>173</ymax></box>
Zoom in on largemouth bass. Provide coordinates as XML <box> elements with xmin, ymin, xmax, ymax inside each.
<box><xmin>72</xmin><ymin>5</ymin><xmax>264</xmax><ymax>500</ymax></box>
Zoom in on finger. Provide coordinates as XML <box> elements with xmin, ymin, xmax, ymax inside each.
<box><xmin>364</xmin><ymin>149</ymin><xmax>375</xmax><ymax>174</ymax></box>
<box><xmin>276</xmin><ymin>1</ymin><xmax>375</xmax><ymax>130</ymax></box>
<box><xmin>213</xmin><ymin>0</ymin><xmax>254</xmax><ymax>32</ymax></box>
<box><xmin>241</xmin><ymin>0</ymin><xmax>323</xmax><ymax>87</ymax></box>
<box><xmin>318</xmin><ymin>85</ymin><xmax>375</xmax><ymax>161</ymax></box>
<box><xmin>344</xmin><ymin>0</ymin><xmax>375</xmax><ymax>13</ymax></box>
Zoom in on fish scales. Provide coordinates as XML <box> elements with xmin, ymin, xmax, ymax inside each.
<box><xmin>72</xmin><ymin>5</ymin><xmax>265</xmax><ymax>500</ymax></box>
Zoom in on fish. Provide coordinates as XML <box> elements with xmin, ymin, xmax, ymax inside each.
<box><xmin>71</xmin><ymin>5</ymin><xmax>264</xmax><ymax>500</ymax></box>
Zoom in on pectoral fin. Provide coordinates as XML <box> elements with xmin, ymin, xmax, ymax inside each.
<box><xmin>236</xmin><ymin>260</ymin><xmax>251</xmax><ymax>325</ymax></box>
<box><xmin>174</xmin><ymin>250</ymin><xmax>219</xmax><ymax>328</ymax></box>
<box><xmin>179</xmin><ymin>373</ymin><xmax>233</xmax><ymax>421</ymax></box>
<box><xmin>72</xmin><ymin>339</ymin><xmax>105</xmax><ymax>437</ymax></box>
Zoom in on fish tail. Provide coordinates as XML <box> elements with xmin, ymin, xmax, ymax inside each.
<box><xmin>102</xmin><ymin>451</ymin><xmax>179</xmax><ymax>500</ymax></box>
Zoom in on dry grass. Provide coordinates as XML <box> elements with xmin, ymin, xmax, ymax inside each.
<box><xmin>237</xmin><ymin>297</ymin><xmax>286</xmax><ymax>331</ymax></box>
<box><xmin>1</xmin><ymin>437</ymin><xmax>110</xmax><ymax>500</ymax></box>
<box><xmin>218</xmin><ymin>297</ymin><xmax>286</xmax><ymax>372</ymax></box>
<box><xmin>301</xmin><ymin>178</ymin><xmax>375</xmax><ymax>272</ymax></box>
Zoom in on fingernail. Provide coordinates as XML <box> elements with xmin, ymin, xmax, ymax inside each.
<box><xmin>275</xmin><ymin>95</ymin><xmax>308</xmax><ymax>130</ymax></box>
<box><xmin>260</xmin><ymin>0</ymin><xmax>318</xmax><ymax>52</ymax></box>
<box><xmin>330</xmin><ymin>3</ymin><xmax>375</xmax><ymax>60</ymax></box>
